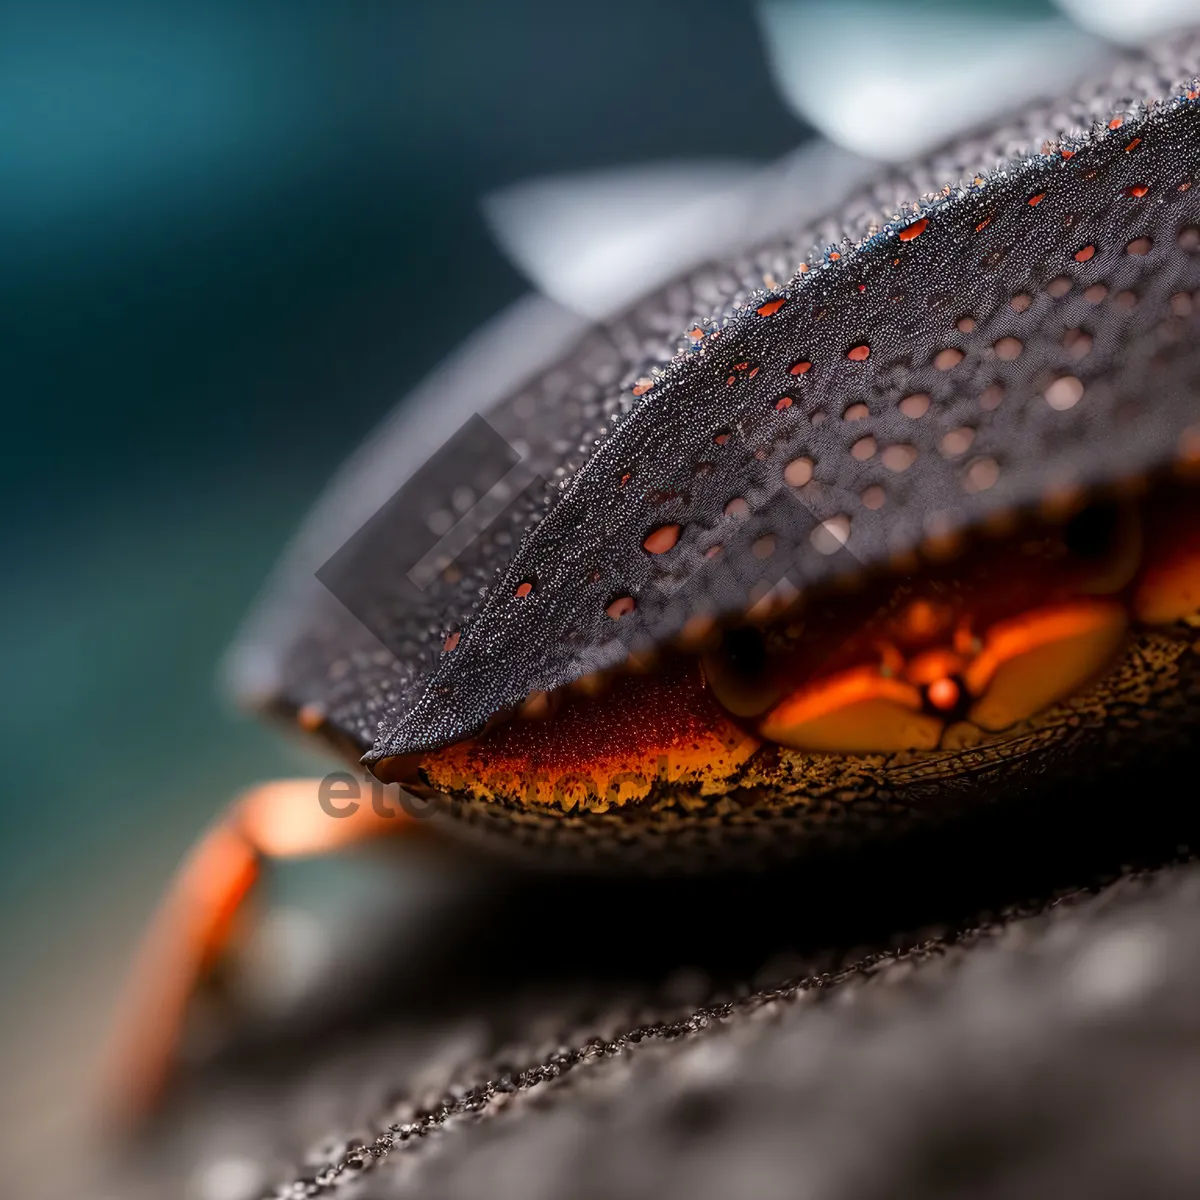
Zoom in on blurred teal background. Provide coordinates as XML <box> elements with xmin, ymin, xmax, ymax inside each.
<box><xmin>1</xmin><ymin>0</ymin><xmax>805</xmax><ymax>1185</ymax></box>
<box><xmin>8</xmin><ymin>0</ymin><xmax>1196</xmax><ymax>1192</ymax></box>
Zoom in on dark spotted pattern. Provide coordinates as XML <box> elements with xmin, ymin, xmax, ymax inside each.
<box><xmin>376</xmin><ymin>94</ymin><xmax>1200</xmax><ymax>760</ymax></box>
<box><xmin>232</xmin><ymin>36</ymin><xmax>1200</xmax><ymax>772</ymax></box>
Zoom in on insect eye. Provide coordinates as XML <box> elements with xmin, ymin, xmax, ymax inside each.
<box><xmin>701</xmin><ymin>626</ymin><xmax>781</xmax><ymax>717</ymax></box>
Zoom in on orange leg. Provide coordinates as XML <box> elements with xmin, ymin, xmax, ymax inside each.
<box><xmin>105</xmin><ymin>777</ymin><xmax>416</xmax><ymax>1127</ymax></box>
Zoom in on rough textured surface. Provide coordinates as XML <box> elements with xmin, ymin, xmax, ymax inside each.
<box><xmin>97</xmin><ymin>781</ymin><xmax>1200</xmax><ymax>1198</ymax></box>
<box><xmin>233</xmin><ymin>35</ymin><xmax>1200</xmax><ymax>767</ymax></box>
<box><xmin>379</xmin><ymin>865</ymin><xmax>1200</xmax><ymax>1200</ymax></box>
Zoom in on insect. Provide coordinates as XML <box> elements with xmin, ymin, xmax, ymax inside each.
<box><xmin>109</xmin><ymin>44</ymin><xmax>1200</xmax><ymax>1124</ymax></box>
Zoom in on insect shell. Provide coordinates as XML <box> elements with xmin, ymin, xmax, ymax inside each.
<box><xmin>230</xmin><ymin>56</ymin><xmax>1200</xmax><ymax>872</ymax></box>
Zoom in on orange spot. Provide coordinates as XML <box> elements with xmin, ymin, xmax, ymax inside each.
<box><xmin>899</xmin><ymin>217</ymin><xmax>929</xmax><ymax>242</ymax></box>
<box><xmin>515</xmin><ymin>581</ymin><xmax>534</xmax><ymax>598</ymax></box>
<box><xmin>1061</xmin><ymin>149</ymin><xmax>1075</xmax><ymax>159</ymax></box>
<box><xmin>1074</xmin><ymin>245</ymin><xmax>1095</xmax><ymax>262</ymax></box>
<box><xmin>727</xmin><ymin>360</ymin><xmax>756</xmax><ymax>387</ymax></box>
<box><xmin>784</xmin><ymin>457</ymin><xmax>813</xmax><ymax>487</ymax></box>
<box><xmin>687</xmin><ymin>327</ymin><xmax>704</xmax><ymax>342</ymax></box>
<box><xmin>606</xmin><ymin>595</ymin><xmax>635</xmax><ymax>620</ymax></box>
<box><xmin>846</xmin><ymin>344</ymin><xmax>870</xmax><ymax>362</ymax></box>
<box><xmin>643</xmin><ymin>524</ymin><xmax>681</xmax><ymax>555</ymax></box>
<box><xmin>774</xmin><ymin>395</ymin><xmax>793</xmax><ymax>411</ymax></box>
<box><xmin>632</xmin><ymin>378</ymin><xmax>654</xmax><ymax>397</ymax></box>
<box><xmin>619</xmin><ymin>472</ymin><xmax>632</xmax><ymax>487</ymax></box>
<box><xmin>882</xmin><ymin>444</ymin><xmax>918</xmax><ymax>472</ymax></box>
<box><xmin>901</xmin><ymin>599</ymin><xmax>945</xmax><ymax>639</ymax></box>
<box><xmin>1125</xmin><ymin>137</ymin><xmax>1142</xmax><ymax>153</ymax></box>
<box><xmin>790</xmin><ymin>359</ymin><xmax>812</xmax><ymax>375</ymax></box>
<box><xmin>857</xmin><ymin>283</ymin><xmax>867</xmax><ymax>293</ymax></box>
<box><xmin>975</xmin><ymin>215</ymin><xmax>993</xmax><ymax>232</ymax></box>
<box><xmin>756</xmin><ymin>297</ymin><xmax>787</xmax><ymax>317</ymax></box>
<box><xmin>1028</xmin><ymin>192</ymin><xmax>1046</xmax><ymax>207</ymax></box>
<box><xmin>713</xmin><ymin>432</ymin><xmax>730</xmax><ymax>445</ymax></box>
<box><xmin>798</xmin><ymin>262</ymin><xmax>809</xmax><ymax>273</ymax></box>
<box><xmin>906</xmin><ymin>647</ymin><xmax>966</xmax><ymax>687</ymax></box>
<box><xmin>829</xmin><ymin>251</ymin><xmax>841</xmax><ymax>261</ymax></box>
<box><xmin>927</xmin><ymin>677</ymin><xmax>960</xmax><ymax>712</ymax></box>
<box><xmin>1126</xmin><ymin>185</ymin><xmax>1149</xmax><ymax>198</ymax></box>
<box><xmin>297</xmin><ymin>703</ymin><xmax>325</xmax><ymax>732</ymax></box>
<box><xmin>442</xmin><ymin>631</ymin><xmax>460</xmax><ymax>653</ymax></box>
<box><xmin>1108</xmin><ymin>117</ymin><xmax>1123</xmax><ymax>130</ymax></box>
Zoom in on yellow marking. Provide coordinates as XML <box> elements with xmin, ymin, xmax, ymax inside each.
<box><xmin>758</xmin><ymin>666</ymin><xmax>942</xmax><ymax>752</ymax></box>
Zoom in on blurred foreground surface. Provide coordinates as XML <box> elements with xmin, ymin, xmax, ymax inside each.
<box><xmin>95</xmin><ymin>793</ymin><xmax>1200</xmax><ymax>1198</ymax></box>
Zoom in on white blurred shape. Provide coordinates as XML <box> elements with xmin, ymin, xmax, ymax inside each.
<box><xmin>189</xmin><ymin>1155</ymin><xmax>266</xmax><ymax>1200</ymax></box>
<box><xmin>483</xmin><ymin>142</ymin><xmax>874</xmax><ymax>319</ymax></box>
<box><xmin>1056</xmin><ymin>0</ymin><xmax>1200</xmax><ymax>45</ymax></box>
<box><xmin>1066</xmin><ymin>925</ymin><xmax>1167</xmax><ymax>1013</ymax></box>
<box><xmin>484</xmin><ymin>161</ymin><xmax>747</xmax><ymax>318</ymax></box>
<box><xmin>756</xmin><ymin>0</ymin><xmax>1107</xmax><ymax>161</ymax></box>
<box><xmin>235</xmin><ymin>907</ymin><xmax>330</xmax><ymax>1015</ymax></box>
